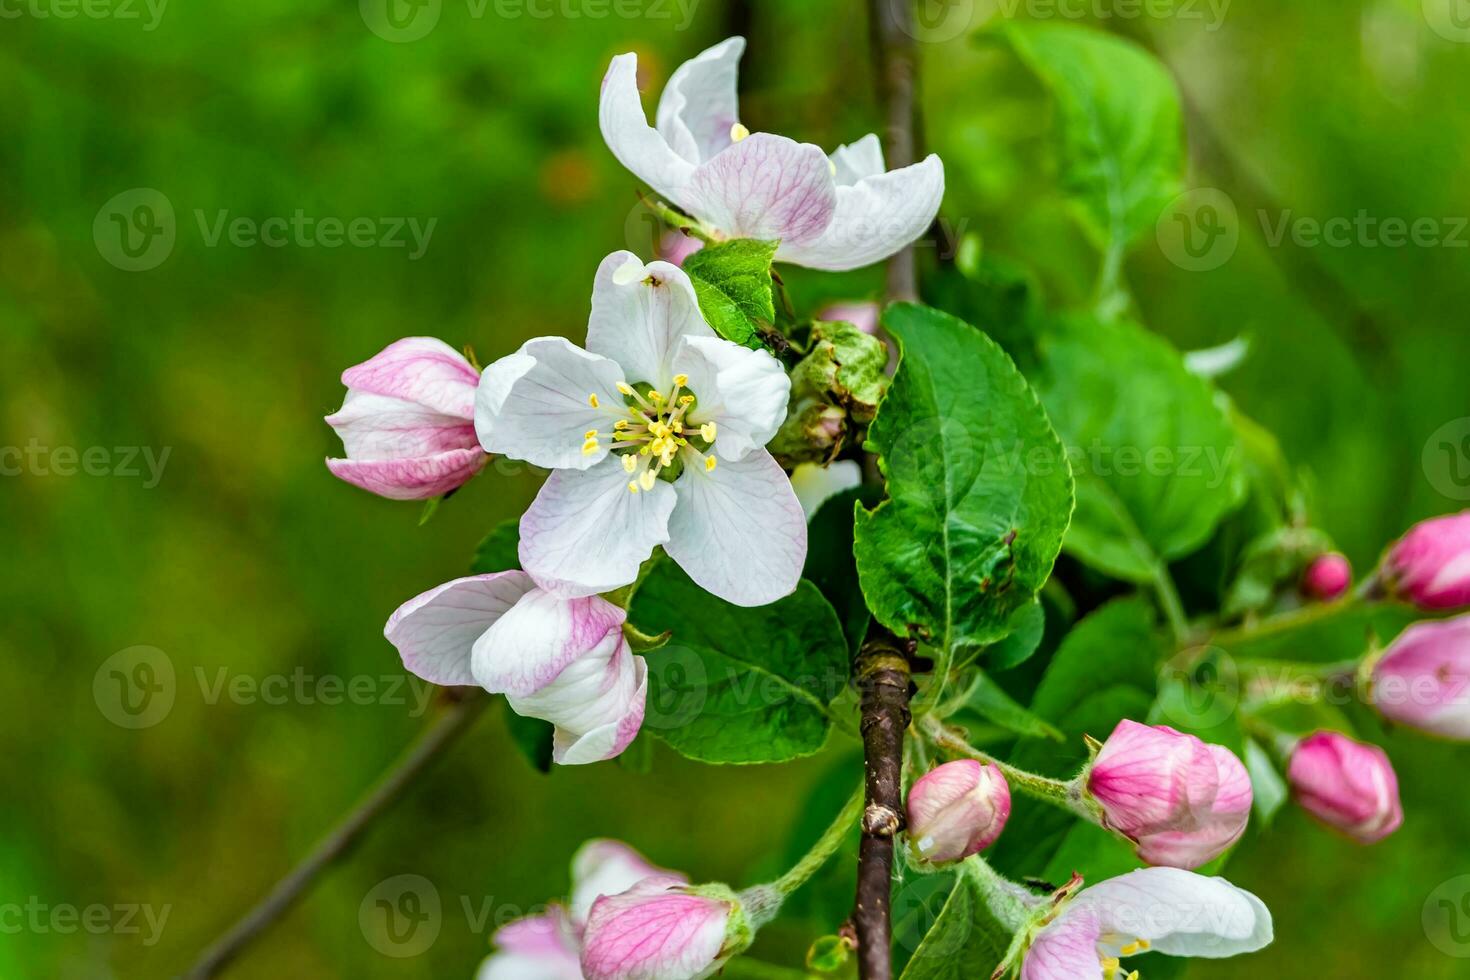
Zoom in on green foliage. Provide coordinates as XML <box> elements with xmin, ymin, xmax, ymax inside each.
<box><xmin>684</xmin><ymin>239</ymin><xmax>780</xmax><ymax>350</ymax></box>
<box><xmin>470</xmin><ymin>519</ymin><xmax>521</xmax><ymax>574</ymax></box>
<box><xmin>804</xmin><ymin>486</ymin><xmax>880</xmax><ymax>655</ymax></box>
<box><xmin>1001</xmin><ymin>23</ymin><xmax>1183</xmax><ymax>272</ymax></box>
<box><xmin>1036</xmin><ymin>315</ymin><xmax>1244</xmax><ymax>582</ymax></box>
<box><xmin>502</xmin><ymin>701</ymin><xmax>555</xmax><ymax>773</ymax></box>
<box><xmin>798</xmin><ymin>320</ymin><xmax>889</xmax><ymax>423</ymax></box>
<box><xmin>854</xmin><ymin>303</ymin><xmax>1074</xmax><ymax>667</ymax></box>
<box><xmin>985</xmin><ymin>598</ymin><xmax>1046</xmax><ymax>671</ymax></box>
<box><xmin>897</xmin><ymin>865</ymin><xmax>1014</xmax><ymax>980</ymax></box>
<box><xmin>959</xmin><ymin>667</ymin><xmax>1062</xmax><ymax>741</ymax></box>
<box><xmin>630</xmin><ymin>564</ymin><xmax>848</xmax><ymax>764</ymax></box>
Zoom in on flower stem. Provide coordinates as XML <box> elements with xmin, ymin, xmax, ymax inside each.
<box><xmin>772</xmin><ymin>786</ymin><xmax>866</xmax><ymax>897</ymax></box>
<box><xmin>1152</xmin><ymin>561</ymin><xmax>1190</xmax><ymax>644</ymax></box>
<box><xmin>1208</xmin><ymin>596</ymin><xmax>1373</xmax><ymax>649</ymax></box>
<box><xmin>920</xmin><ymin>716</ymin><xmax>1095</xmax><ymax>820</ymax></box>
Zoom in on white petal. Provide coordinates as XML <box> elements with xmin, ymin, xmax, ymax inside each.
<box><xmin>656</xmin><ymin>37</ymin><xmax>746</xmax><ymax>165</ymax></box>
<box><xmin>327</xmin><ymin>391</ymin><xmax>478</xmax><ymax>459</ymax></box>
<box><xmin>1021</xmin><ymin>915</ymin><xmax>1104</xmax><ymax>980</ymax></box>
<box><xmin>384</xmin><ymin>572</ymin><xmax>537</xmax><ymax>687</ymax></box>
<box><xmin>474</xmin><ymin>338</ymin><xmax>626</xmax><ymax>470</ymax></box>
<box><xmin>470</xmin><ymin>588</ymin><xmax>626</xmax><ymax>697</ymax></box>
<box><xmin>790</xmin><ymin>460</ymin><xmax>863</xmax><ymax>519</ymax></box>
<box><xmin>519</xmin><ymin>455</ymin><xmax>677</xmax><ymax>598</ymax></box>
<box><xmin>1079</xmin><ymin>868</ymin><xmax>1273</xmax><ymax>959</ymax></box>
<box><xmin>570</xmin><ymin>841</ymin><xmax>684</xmax><ymax>923</ymax></box>
<box><xmin>600</xmin><ymin>52</ymin><xmax>697</xmax><ymax>205</ymax></box>
<box><xmin>586</xmin><ymin>251</ymin><xmax>714</xmax><ymax>388</ymax></box>
<box><xmin>673</xmin><ymin>336</ymin><xmax>790</xmax><ymax>462</ymax></box>
<box><xmin>829</xmin><ymin>133</ymin><xmax>885</xmax><ymax>187</ymax></box>
<box><xmin>340</xmin><ymin>336</ymin><xmax>479</xmax><ymax>419</ymax></box>
<box><xmin>777</xmin><ymin>154</ymin><xmax>945</xmax><ymax>271</ymax></box>
<box><xmin>549</xmin><ymin>655</ymin><xmax>647</xmax><ymax>766</ymax></box>
<box><xmin>682</xmin><ymin>133</ymin><xmax>837</xmax><ymax>246</ymax></box>
<box><xmin>665</xmin><ymin>448</ymin><xmax>805</xmax><ymax>606</ymax></box>
<box><xmin>507</xmin><ymin>638</ymin><xmax>646</xmax><ymax>765</ymax></box>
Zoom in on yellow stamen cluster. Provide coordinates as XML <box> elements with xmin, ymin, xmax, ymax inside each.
<box><xmin>584</xmin><ymin>378</ymin><xmax>718</xmax><ymax>493</ymax></box>
<box><xmin>1101</xmin><ymin>938</ymin><xmax>1148</xmax><ymax>980</ymax></box>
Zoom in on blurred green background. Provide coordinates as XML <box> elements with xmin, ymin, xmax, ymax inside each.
<box><xmin>4</xmin><ymin>0</ymin><xmax>1469</xmax><ymax>976</ymax></box>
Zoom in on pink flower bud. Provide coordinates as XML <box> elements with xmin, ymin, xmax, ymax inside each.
<box><xmin>1287</xmin><ymin>731</ymin><xmax>1403</xmax><ymax>843</ymax></box>
<box><xmin>581</xmin><ymin>878</ymin><xmax>735</xmax><ymax>980</ymax></box>
<box><xmin>815</xmin><ymin>301</ymin><xmax>880</xmax><ymax>336</ymax></box>
<box><xmin>1382</xmin><ymin>511</ymin><xmax>1470</xmax><ymax>610</ymax></box>
<box><xmin>906</xmin><ymin>760</ymin><xmax>1011</xmax><ymax>864</ymax></box>
<box><xmin>1087</xmin><ymin>721</ymin><xmax>1252</xmax><ymax>869</ymax></box>
<box><xmin>657</xmin><ymin>229</ymin><xmax>704</xmax><ymax>267</ymax></box>
<box><xmin>1302</xmin><ymin>552</ymin><xmax>1352</xmax><ymax>601</ymax></box>
<box><xmin>325</xmin><ymin>337</ymin><xmax>486</xmax><ymax>500</ymax></box>
<box><xmin>1370</xmin><ymin>614</ymin><xmax>1470</xmax><ymax>739</ymax></box>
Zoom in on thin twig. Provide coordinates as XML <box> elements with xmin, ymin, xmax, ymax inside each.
<box><xmin>868</xmin><ymin>0</ymin><xmax>920</xmax><ymax>303</ymax></box>
<box><xmin>183</xmin><ymin>689</ymin><xmax>490</xmax><ymax>979</ymax></box>
<box><xmin>850</xmin><ymin>627</ymin><xmax>913</xmax><ymax>980</ymax></box>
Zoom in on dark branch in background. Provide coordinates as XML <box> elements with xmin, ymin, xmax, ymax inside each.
<box><xmin>182</xmin><ymin>690</ymin><xmax>490</xmax><ymax>980</ymax></box>
<box><xmin>868</xmin><ymin>0</ymin><xmax>921</xmax><ymax>302</ymax></box>
<box><xmin>850</xmin><ymin>627</ymin><xmax>914</xmax><ymax>980</ymax></box>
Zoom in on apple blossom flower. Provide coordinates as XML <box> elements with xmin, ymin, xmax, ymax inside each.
<box><xmin>384</xmin><ymin>572</ymin><xmax>646</xmax><ymax>765</ymax></box>
<box><xmin>581</xmin><ymin>878</ymin><xmax>736</xmax><ymax>980</ymax></box>
<box><xmin>1301</xmin><ymin>552</ymin><xmax>1352</xmax><ymax>601</ymax></box>
<box><xmin>1369</xmin><ymin>614</ymin><xmax>1470</xmax><ymax>739</ymax></box>
<box><xmin>325</xmin><ymin>337</ymin><xmax>487</xmax><ymax>500</ymax></box>
<box><xmin>600</xmin><ymin>38</ymin><xmax>944</xmax><ymax>272</ymax></box>
<box><xmin>1019</xmin><ymin>867</ymin><xmax>1273</xmax><ymax>980</ymax></box>
<box><xmin>789</xmin><ymin>460</ymin><xmax>861</xmax><ymax>519</ymax></box>
<box><xmin>1286</xmin><ymin>731</ymin><xmax>1403</xmax><ymax>844</ymax></box>
<box><xmin>570</xmin><ymin>839</ymin><xmax>685</xmax><ymax>923</ymax></box>
<box><xmin>906</xmin><ymin>760</ymin><xmax>1011</xmax><ymax>865</ymax></box>
<box><xmin>476</xmin><ymin>251</ymin><xmax>806</xmax><ymax>607</ymax></box>
<box><xmin>1086</xmin><ymin>721</ymin><xmax>1252</xmax><ymax>869</ymax></box>
<box><xmin>1382</xmin><ymin>511</ymin><xmax>1470</xmax><ymax>609</ymax></box>
<box><xmin>478</xmin><ymin>908</ymin><xmax>582</xmax><ymax>980</ymax></box>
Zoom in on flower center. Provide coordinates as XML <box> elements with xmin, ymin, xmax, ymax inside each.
<box><xmin>583</xmin><ymin>373</ymin><xmax>718</xmax><ymax>493</ymax></box>
<box><xmin>1100</xmin><ymin>938</ymin><xmax>1148</xmax><ymax>980</ymax></box>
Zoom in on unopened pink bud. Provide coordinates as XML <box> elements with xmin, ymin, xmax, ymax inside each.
<box><xmin>325</xmin><ymin>337</ymin><xmax>485</xmax><ymax>500</ymax></box>
<box><xmin>657</xmin><ymin>229</ymin><xmax>704</xmax><ymax>267</ymax></box>
<box><xmin>1287</xmin><ymin>731</ymin><xmax>1402</xmax><ymax>844</ymax></box>
<box><xmin>1382</xmin><ymin>511</ymin><xmax>1470</xmax><ymax>610</ymax></box>
<box><xmin>1302</xmin><ymin>552</ymin><xmax>1352</xmax><ymax>601</ymax></box>
<box><xmin>1087</xmin><ymin>721</ymin><xmax>1252</xmax><ymax>869</ymax></box>
<box><xmin>906</xmin><ymin>760</ymin><xmax>1011</xmax><ymax>864</ymax></box>
<box><xmin>581</xmin><ymin>878</ymin><xmax>735</xmax><ymax>980</ymax></box>
<box><xmin>1370</xmin><ymin>614</ymin><xmax>1470</xmax><ymax>740</ymax></box>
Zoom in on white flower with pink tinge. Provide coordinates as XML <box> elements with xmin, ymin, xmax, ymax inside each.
<box><xmin>325</xmin><ymin>337</ymin><xmax>486</xmax><ymax>500</ymax></box>
<box><xmin>1019</xmin><ymin>868</ymin><xmax>1272</xmax><ymax>980</ymax></box>
<box><xmin>384</xmin><ymin>572</ymin><xmax>645</xmax><ymax>766</ymax></box>
<box><xmin>600</xmin><ymin>37</ymin><xmax>945</xmax><ymax>272</ymax></box>
<box><xmin>476</xmin><ymin>251</ymin><xmax>806</xmax><ymax>607</ymax></box>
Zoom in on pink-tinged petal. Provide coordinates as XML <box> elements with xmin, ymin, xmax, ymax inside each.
<box><xmin>572</xmin><ymin>842</ymin><xmax>686</xmax><ymax>924</ymax></box>
<box><xmin>326</xmin><ymin>391</ymin><xmax>481</xmax><ymax>459</ymax></box>
<box><xmin>326</xmin><ymin>447</ymin><xmax>485</xmax><ymax>501</ymax></box>
<box><xmin>600</xmin><ymin>52</ymin><xmax>698</xmax><ymax>205</ymax></box>
<box><xmin>682</xmin><ymin>133</ymin><xmax>837</xmax><ymax>246</ymax></box>
<box><xmin>665</xmin><ymin>449</ymin><xmax>806</xmax><ymax>607</ymax></box>
<box><xmin>470</xmin><ymin>588</ymin><xmax>626</xmax><ymax>697</ymax></box>
<box><xmin>672</xmin><ymin>336</ymin><xmax>790</xmax><ymax>462</ymax></box>
<box><xmin>340</xmin><ymin>336</ymin><xmax>479</xmax><ymax>419</ymax></box>
<box><xmin>828</xmin><ymin>134</ymin><xmax>885</xmax><ymax>187</ymax></box>
<box><xmin>475</xmin><ymin>337</ymin><xmax>627</xmax><ymax>470</ymax></box>
<box><xmin>1078</xmin><ymin>867</ymin><xmax>1273</xmax><ymax>959</ymax></box>
<box><xmin>790</xmin><ymin>460</ymin><xmax>862</xmax><ymax>519</ymax></box>
<box><xmin>550</xmin><ymin>655</ymin><xmax>648</xmax><ymax>766</ymax></box>
<box><xmin>1088</xmin><ymin>721</ymin><xmax>1220</xmax><ymax>840</ymax></box>
<box><xmin>777</xmin><ymin>155</ymin><xmax>945</xmax><ymax>271</ymax></box>
<box><xmin>520</xmin><ymin>455</ymin><xmax>678</xmax><ymax>598</ymax></box>
<box><xmin>587</xmin><ymin>251</ymin><xmax>714</xmax><ymax>388</ymax></box>
<box><xmin>655</xmin><ymin>36</ymin><xmax>745</xmax><ymax>165</ymax></box>
<box><xmin>815</xmin><ymin>301</ymin><xmax>881</xmax><ymax>336</ymax></box>
<box><xmin>1134</xmin><ymin>744</ymin><xmax>1252</xmax><ymax>869</ymax></box>
<box><xmin>505</xmin><ymin>635</ymin><xmax>645</xmax><ymax>767</ymax></box>
<box><xmin>1371</xmin><ymin>614</ymin><xmax>1470</xmax><ymax>739</ymax></box>
<box><xmin>581</xmin><ymin>880</ymin><xmax>732</xmax><ymax>980</ymax></box>
<box><xmin>384</xmin><ymin>571</ymin><xmax>537</xmax><ymax>686</ymax></box>
<box><xmin>1021</xmin><ymin>913</ymin><xmax>1104</xmax><ymax>980</ymax></box>
<box><xmin>480</xmin><ymin>908</ymin><xmax>582</xmax><ymax>980</ymax></box>
<box><xmin>1287</xmin><ymin>731</ymin><xmax>1403</xmax><ymax>844</ymax></box>
<box><xmin>1383</xmin><ymin>511</ymin><xmax>1470</xmax><ymax>610</ymax></box>
<box><xmin>906</xmin><ymin>760</ymin><xmax>1011</xmax><ymax>864</ymax></box>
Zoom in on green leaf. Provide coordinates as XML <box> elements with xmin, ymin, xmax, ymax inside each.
<box><xmin>804</xmin><ymin>485</ymin><xmax>881</xmax><ymax>656</ymax></box>
<box><xmin>959</xmin><ymin>667</ymin><xmax>1063</xmax><ymax>741</ymax></box>
<box><xmin>1036</xmin><ymin>316</ymin><xmax>1244</xmax><ymax>582</ymax></box>
<box><xmin>1244</xmin><ymin>737</ymin><xmax>1288</xmax><ymax>827</ymax></box>
<box><xmin>854</xmin><ymin>303</ymin><xmax>1074</xmax><ymax>666</ymax></box>
<box><xmin>897</xmin><ymin>866</ymin><xmax>1014</xmax><ymax>980</ymax></box>
<box><xmin>985</xmin><ymin>598</ymin><xmax>1045</xmax><ymax>671</ymax></box>
<box><xmin>629</xmin><ymin>564</ymin><xmax>848</xmax><ymax>764</ymax></box>
<box><xmin>1002</xmin><ymin>23</ymin><xmax>1183</xmax><ymax>262</ymax></box>
<box><xmin>502</xmin><ymin>701</ymin><xmax>554</xmax><ymax>773</ymax></box>
<box><xmin>683</xmin><ymin>239</ymin><xmax>780</xmax><ymax>350</ymax></box>
<box><xmin>471</xmin><ymin>519</ymin><xmax>520</xmax><ymax>574</ymax></box>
